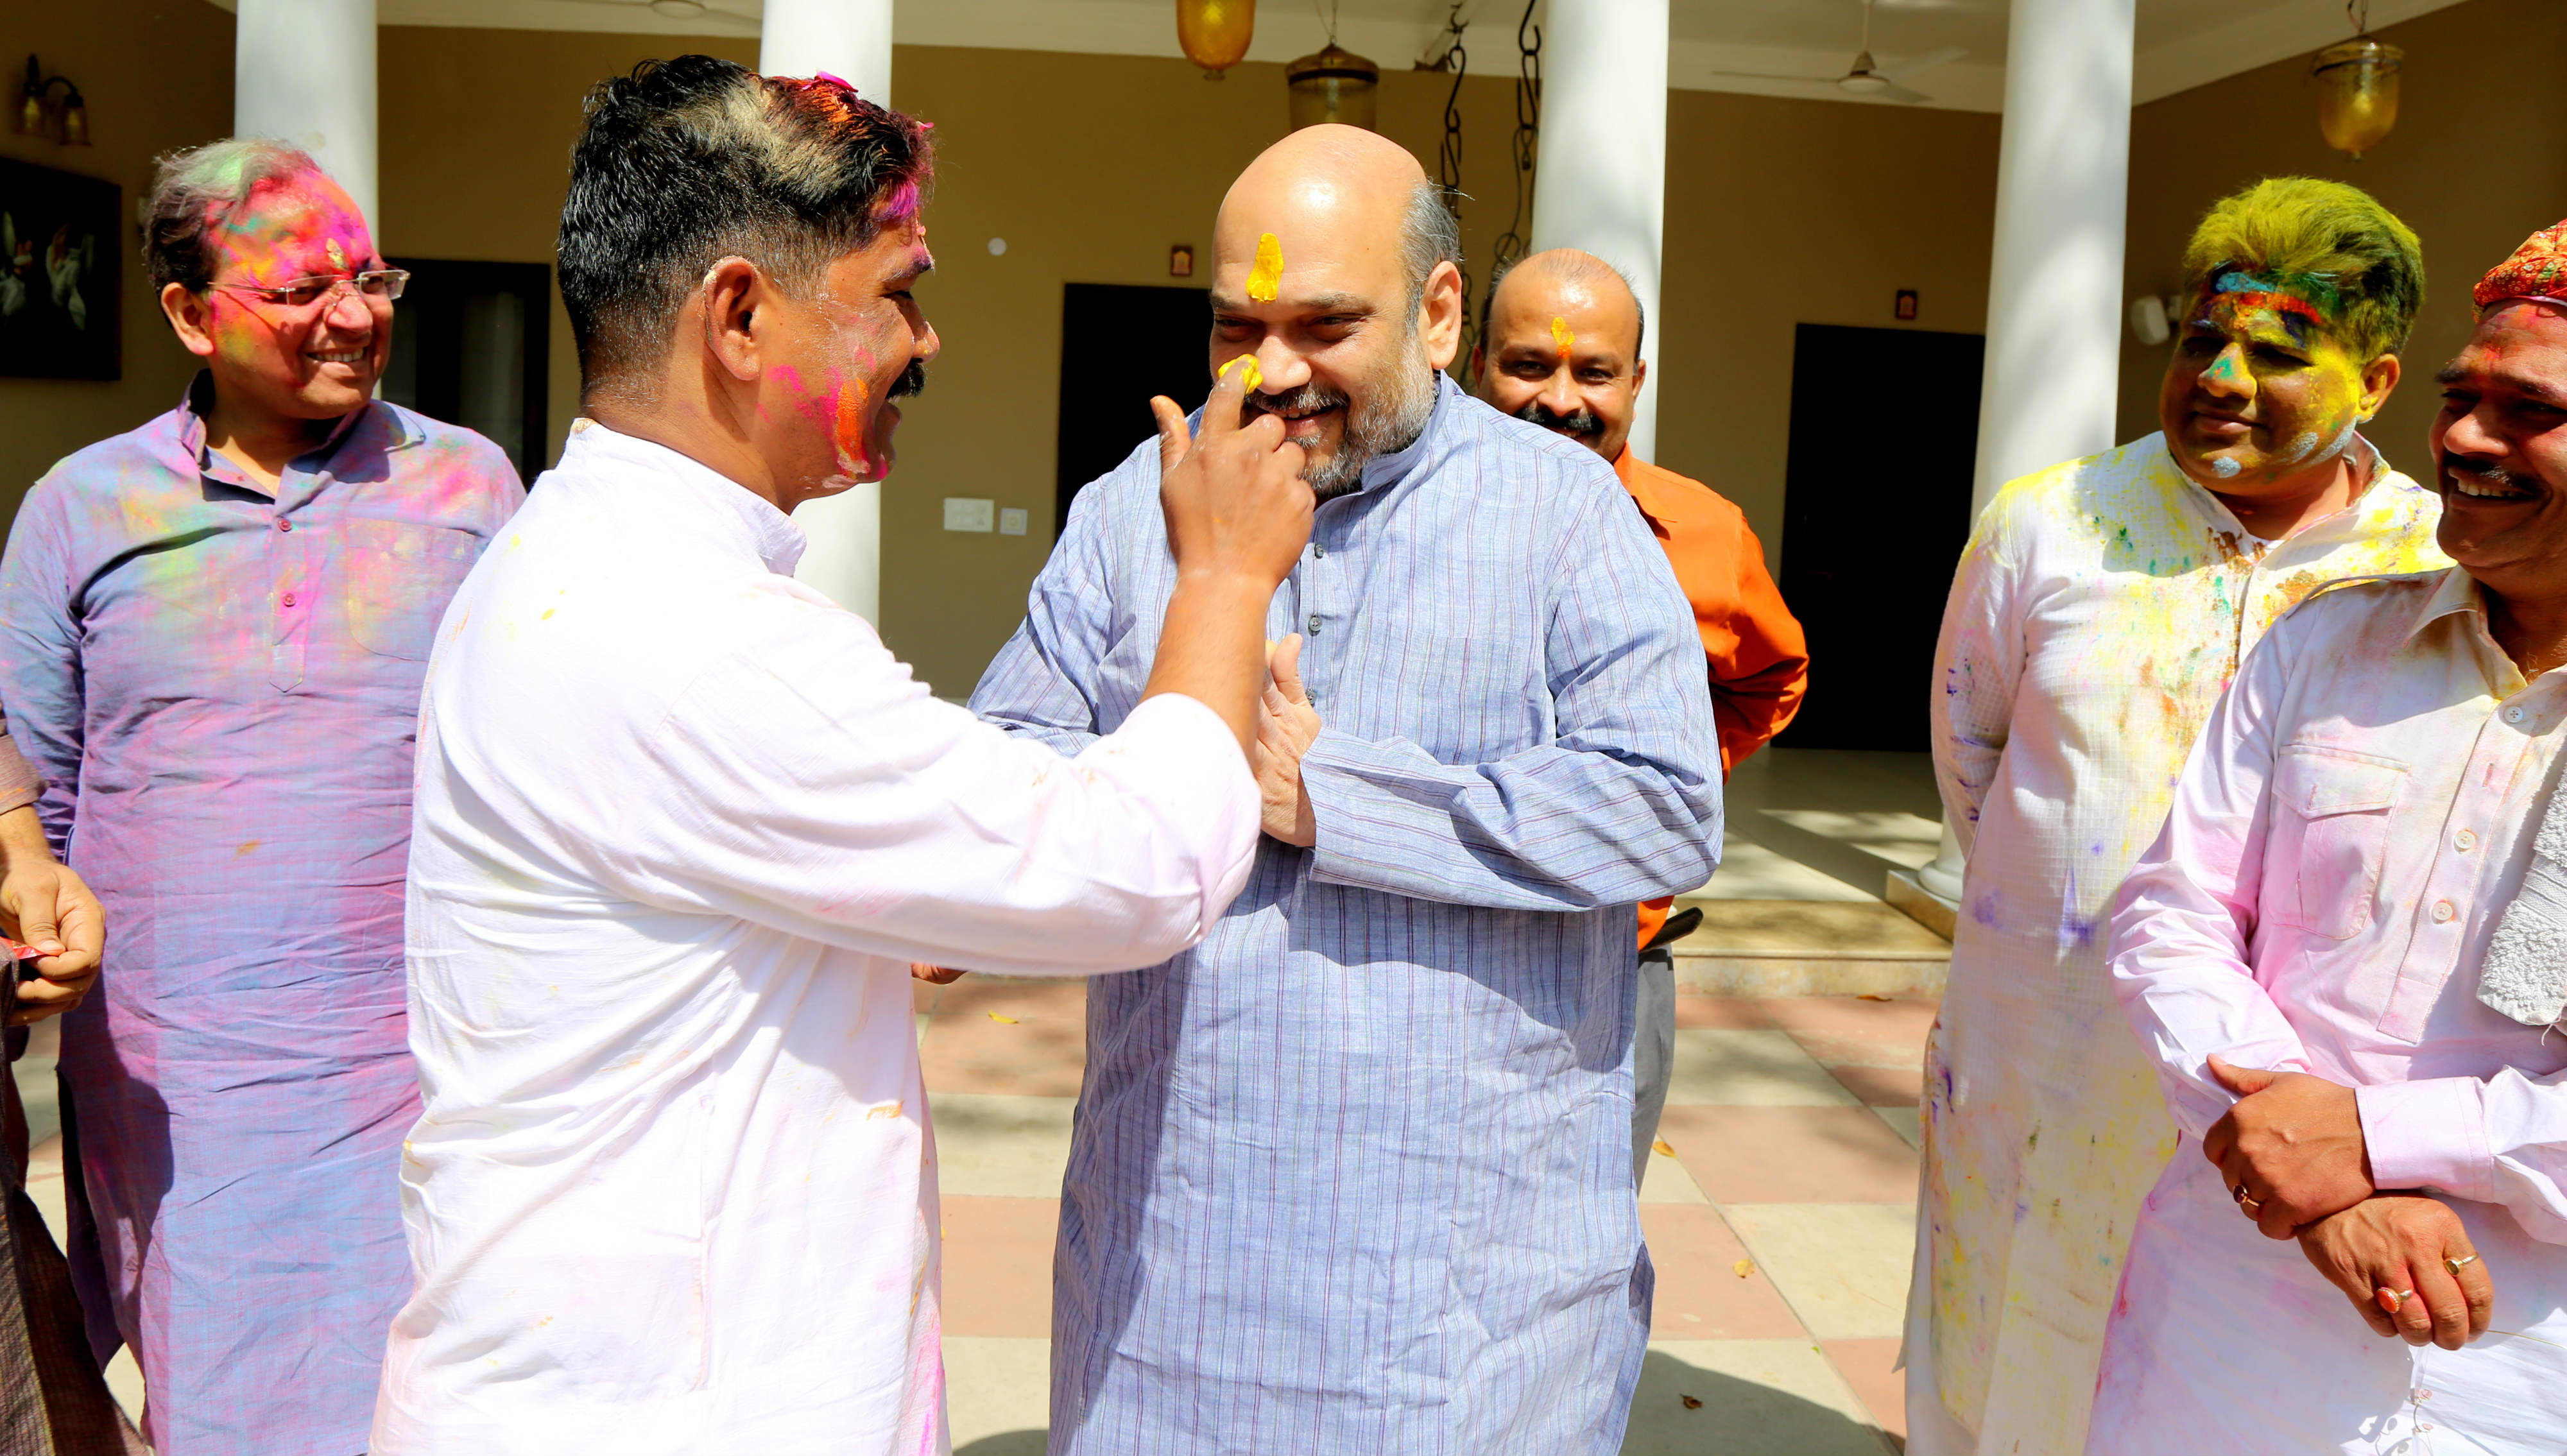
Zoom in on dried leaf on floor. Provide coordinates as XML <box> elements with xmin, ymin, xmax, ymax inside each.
<box><xmin>1857</xmin><ymin>993</ymin><xmax>1892</xmax><ymax>1001</ymax></box>
<box><xmin>1680</xmin><ymin>1394</ymin><xmax>1703</xmax><ymax>1410</ymax></box>
<box><xmin>1652</xmin><ymin>1138</ymin><xmax>1676</xmax><ymax>1157</ymax></box>
<box><xmin>1733</xmin><ymin>1258</ymin><xmax>1755</xmax><ymax>1278</ymax></box>
<box><xmin>987</xmin><ymin>1013</ymin><xmax>1019</xmax><ymax>1024</ymax></box>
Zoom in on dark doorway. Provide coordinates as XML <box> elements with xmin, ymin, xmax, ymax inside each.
<box><xmin>381</xmin><ymin>258</ymin><xmax>552</xmax><ymax>481</ymax></box>
<box><xmin>1056</xmin><ymin>282</ymin><xmax>1211</xmax><ymax>533</ymax></box>
<box><xmin>1776</xmin><ymin>323</ymin><xmax>1985</xmax><ymax>751</ymax></box>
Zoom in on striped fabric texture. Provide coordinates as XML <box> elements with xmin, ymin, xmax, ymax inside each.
<box><xmin>969</xmin><ymin>377</ymin><xmax>1725</xmax><ymax>1455</ymax></box>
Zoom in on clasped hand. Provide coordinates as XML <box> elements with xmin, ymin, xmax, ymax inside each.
<box><xmin>1255</xmin><ymin>634</ymin><xmax>1319</xmax><ymax>846</ymax></box>
<box><xmin>2202</xmin><ymin>1053</ymin><xmax>2373</xmax><ymax>1238</ymax></box>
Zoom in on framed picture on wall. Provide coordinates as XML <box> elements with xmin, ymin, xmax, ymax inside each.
<box><xmin>0</xmin><ymin>157</ymin><xmax>120</xmax><ymax>381</ymax></box>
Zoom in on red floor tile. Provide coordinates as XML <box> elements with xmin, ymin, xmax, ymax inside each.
<box><xmin>940</xmin><ymin>1195</ymin><xmax>1058</xmax><ymax>1338</ymax></box>
<box><xmin>1822</xmin><ymin>1337</ymin><xmax>1907</xmax><ymax>1446</ymax></box>
<box><xmin>1640</xmin><ymin>1204</ymin><xmax>1808</xmax><ymax>1340</ymax></box>
<box><xmin>1826</xmin><ymin>1062</ymin><xmax>1925</xmax><ymax>1108</ymax></box>
<box><xmin>920</xmin><ymin>980</ymin><xmax>1090</xmax><ymax>1096</ymax></box>
<box><xmin>1759</xmin><ymin>995</ymin><xmax>1939</xmax><ymax>1068</ymax></box>
<box><xmin>1673</xmin><ymin>994</ymin><xmax>1778</xmax><ymax>1030</ymax></box>
<box><xmin>1657</xmin><ymin>1105</ymin><xmax>1920</xmax><ymax>1204</ymax></box>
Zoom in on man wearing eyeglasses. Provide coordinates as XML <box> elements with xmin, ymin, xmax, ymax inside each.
<box><xmin>0</xmin><ymin>139</ymin><xmax>523</xmax><ymax>1456</ymax></box>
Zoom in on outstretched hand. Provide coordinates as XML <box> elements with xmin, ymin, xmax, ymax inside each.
<box><xmin>2203</xmin><ymin>1054</ymin><xmax>2373</xmax><ymax>1237</ymax></box>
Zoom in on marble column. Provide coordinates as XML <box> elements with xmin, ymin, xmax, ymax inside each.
<box><xmin>235</xmin><ymin>0</ymin><xmax>379</xmax><ymax>234</ymax></box>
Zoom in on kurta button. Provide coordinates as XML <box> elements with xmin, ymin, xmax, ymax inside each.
<box><xmin>1312</xmin><ymin>543</ymin><xmax>1325</xmax><ymax>558</ymax></box>
<box><xmin>2430</xmin><ymin>900</ymin><xmax>2456</xmax><ymax>923</ymax></box>
<box><xmin>2505</xmin><ymin>706</ymin><xmax>2526</xmax><ymax>723</ymax></box>
<box><xmin>281</xmin><ymin>592</ymin><xmax>297</xmax><ymax>608</ymax></box>
<box><xmin>1307</xmin><ymin>615</ymin><xmax>1321</xmax><ymax>635</ymax></box>
<box><xmin>276</xmin><ymin>519</ymin><xmax>291</xmax><ymax>532</ymax></box>
<box><xmin>2455</xmin><ymin>829</ymin><xmax>2477</xmax><ymax>852</ymax></box>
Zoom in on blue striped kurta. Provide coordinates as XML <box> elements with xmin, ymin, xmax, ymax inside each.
<box><xmin>969</xmin><ymin>377</ymin><xmax>1724</xmax><ymax>1455</ymax></box>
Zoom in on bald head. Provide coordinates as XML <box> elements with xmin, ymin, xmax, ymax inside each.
<box><xmin>1472</xmin><ymin>248</ymin><xmax>1649</xmax><ymax>462</ymax></box>
<box><xmin>1205</xmin><ymin>125</ymin><xmax>1464</xmax><ymax>497</ymax></box>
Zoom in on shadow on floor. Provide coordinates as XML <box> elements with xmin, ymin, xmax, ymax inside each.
<box><xmin>1723</xmin><ymin>749</ymin><xmax>1941</xmax><ymax>900</ymax></box>
<box><xmin>1624</xmin><ymin>1347</ymin><xmax>1898</xmax><ymax>1456</ymax></box>
<box><xmin>954</xmin><ymin>1348</ymin><xmax>1900</xmax><ymax>1456</ymax></box>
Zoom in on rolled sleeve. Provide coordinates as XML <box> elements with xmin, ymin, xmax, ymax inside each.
<box><xmin>2357</xmin><ymin>1077</ymin><xmax>2494</xmax><ymax>1201</ymax></box>
<box><xmin>0</xmin><ymin>728</ymin><xmax>40</xmax><ymax>816</ymax></box>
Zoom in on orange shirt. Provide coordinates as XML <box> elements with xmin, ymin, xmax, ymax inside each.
<box><xmin>1614</xmin><ymin>445</ymin><xmax>1810</xmax><ymax>949</ymax></box>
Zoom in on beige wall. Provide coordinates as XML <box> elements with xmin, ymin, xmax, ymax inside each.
<box><xmin>0</xmin><ymin>0</ymin><xmax>234</xmax><ymax>506</ymax></box>
<box><xmin>2116</xmin><ymin>0</ymin><xmax>2567</xmax><ymax>474</ymax></box>
<box><xmin>0</xmin><ymin>17</ymin><xmax>2007</xmax><ymax>696</ymax></box>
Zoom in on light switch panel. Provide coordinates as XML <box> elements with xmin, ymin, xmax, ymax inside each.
<box><xmin>943</xmin><ymin>497</ymin><xmax>996</xmax><ymax>533</ymax></box>
<box><xmin>998</xmin><ymin>508</ymin><xmax>1029</xmax><ymax>536</ymax></box>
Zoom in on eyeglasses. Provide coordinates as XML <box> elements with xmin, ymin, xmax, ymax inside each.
<box><xmin>209</xmin><ymin>269</ymin><xmax>409</xmax><ymax>309</ymax></box>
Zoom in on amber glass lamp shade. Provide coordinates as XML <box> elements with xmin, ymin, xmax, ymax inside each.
<box><xmin>59</xmin><ymin>89</ymin><xmax>88</xmax><ymax>146</ymax></box>
<box><xmin>1177</xmin><ymin>0</ymin><xmax>1255</xmax><ymax>80</ymax></box>
<box><xmin>1285</xmin><ymin>44</ymin><xmax>1378</xmax><ymax>131</ymax></box>
<box><xmin>2314</xmin><ymin>37</ymin><xmax>2402</xmax><ymax>158</ymax></box>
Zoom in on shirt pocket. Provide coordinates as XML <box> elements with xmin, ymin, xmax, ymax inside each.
<box><xmin>2266</xmin><ymin>743</ymin><xmax>2405</xmax><ymax>940</ymax></box>
<box><xmin>339</xmin><ymin>517</ymin><xmax>488</xmax><ymax>660</ymax></box>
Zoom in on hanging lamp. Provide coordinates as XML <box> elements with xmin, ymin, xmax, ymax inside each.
<box><xmin>1285</xmin><ymin>4</ymin><xmax>1378</xmax><ymax>131</ymax></box>
<box><xmin>1177</xmin><ymin>0</ymin><xmax>1257</xmax><ymax>80</ymax></box>
<box><xmin>2312</xmin><ymin>0</ymin><xmax>2402</xmax><ymax>160</ymax></box>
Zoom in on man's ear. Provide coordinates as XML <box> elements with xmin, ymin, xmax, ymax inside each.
<box><xmin>1420</xmin><ymin>259</ymin><xmax>1464</xmax><ymax>373</ymax></box>
<box><xmin>159</xmin><ymin>282</ymin><xmax>216</xmax><ymax>359</ymax></box>
<box><xmin>2360</xmin><ymin>351</ymin><xmax>2401</xmax><ymax>418</ymax></box>
<box><xmin>698</xmin><ymin>256</ymin><xmax>769</xmax><ymax>384</ymax></box>
<box><xmin>1466</xmin><ymin>341</ymin><xmax>1486</xmax><ymax>393</ymax></box>
<box><xmin>1631</xmin><ymin>357</ymin><xmax>1648</xmax><ymax>397</ymax></box>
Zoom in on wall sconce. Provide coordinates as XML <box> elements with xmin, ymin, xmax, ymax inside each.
<box><xmin>1177</xmin><ymin>0</ymin><xmax>1256</xmax><ymax>80</ymax></box>
<box><xmin>15</xmin><ymin>56</ymin><xmax>90</xmax><ymax>146</ymax></box>
<box><xmin>1286</xmin><ymin>44</ymin><xmax>1378</xmax><ymax>130</ymax></box>
<box><xmin>2312</xmin><ymin>3</ymin><xmax>2401</xmax><ymax>159</ymax></box>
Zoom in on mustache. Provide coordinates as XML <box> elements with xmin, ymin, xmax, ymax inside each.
<box><xmin>1513</xmin><ymin>399</ymin><xmax>1604</xmax><ymax>437</ymax></box>
<box><xmin>1241</xmin><ymin>381</ymin><xmax>1350</xmax><ymax>418</ymax></box>
<box><xmin>889</xmin><ymin>359</ymin><xmax>927</xmax><ymax>400</ymax></box>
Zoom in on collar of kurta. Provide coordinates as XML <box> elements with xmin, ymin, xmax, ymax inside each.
<box><xmin>558</xmin><ymin>418</ymin><xmax>809</xmax><ymax>578</ymax></box>
<box><xmin>177</xmin><ymin>368</ymin><xmax>407</xmax><ymax>499</ymax></box>
<box><xmin>1610</xmin><ymin>443</ymin><xmax>1692</xmax><ymax>532</ymax></box>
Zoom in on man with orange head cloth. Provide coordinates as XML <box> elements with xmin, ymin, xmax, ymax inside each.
<box><xmin>0</xmin><ymin>141</ymin><xmax>522</xmax><ymax>1455</ymax></box>
<box><xmin>1471</xmin><ymin>248</ymin><xmax>1808</xmax><ymax>1186</ymax></box>
<box><xmin>2086</xmin><ymin>216</ymin><xmax>2567</xmax><ymax>1455</ymax></box>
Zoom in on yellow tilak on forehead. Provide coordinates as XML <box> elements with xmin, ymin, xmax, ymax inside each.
<box><xmin>1246</xmin><ymin>232</ymin><xmax>1284</xmax><ymax>303</ymax></box>
<box><xmin>1551</xmin><ymin>316</ymin><xmax>1574</xmax><ymax>360</ymax></box>
<box><xmin>1217</xmin><ymin>352</ymin><xmax>1263</xmax><ymax>393</ymax></box>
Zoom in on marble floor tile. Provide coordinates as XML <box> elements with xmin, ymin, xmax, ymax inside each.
<box><xmin>1638</xmin><ymin>1147</ymin><xmax>1710</xmax><ymax>1204</ymax></box>
<box><xmin>1658</xmin><ymin>1106</ymin><xmax>1919</xmax><ymax>1204</ymax></box>
<box><xmin>931</xmin><ymin>1092</ymin><xmax>1075</xmax><ymax>1199</ymax></box>
<box><xmin>1623</xmin><ymin>1340</ymin><xmax>1893</xmax><ymax>1455</ymax></box>
<box><xmin>1666</xmin><ymin>1030</ymin><xmax>1861</xmax><ymax>1108</ymax></box>
<box><xmin>1640</xmin><ymin>1204</ymin><xmax>1808</xmax><ymax>1340</ymax></box>
<box><xmin>945</xmin><ymin>1335</ymin><xmax>1052</xmax><ymax>1456</ymax></box>
<box><xmin>1821</xmin><ymin>1337</ymin><xmax>1908</xmax><ymax>1447</ymax></box>
<box><xmin>1724</xmin><ymin>1203</ymin><xmax>1918</xmax><ymax>1340</ymax></box>
<box><xmin>941</xmin><ymin>1196</ymin><xmax>1059</xmax><ymax>1338</ymax></box>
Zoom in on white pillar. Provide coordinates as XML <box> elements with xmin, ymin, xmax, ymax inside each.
<box><xmin>761</xmin><ymin>0</ymin><xmax>895</xmax><ymax>624</ymax></box>
<box><xmin>1528</xmin><ymin>0</ymin><xmax>1667</xmax><ymax>461</ymax></box>
<box><xmin>1917</xmin><ymin>0</ymin><xmax>2134</xmax><ymax>906</ymax></box>
<box><xmin>235</xmin><ymin>0</ymin><xmax>379</xmax><ymax>236</ymax></box>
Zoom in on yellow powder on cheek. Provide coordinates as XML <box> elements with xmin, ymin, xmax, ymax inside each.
<box><xmin>1247</xmin><ymin>233</ymin><xmax>1284</xmax><ymax>302</ymax></box>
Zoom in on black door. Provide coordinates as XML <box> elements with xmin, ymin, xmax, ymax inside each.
<box><xmin>1055</xmin><ymin>282</ymin><xmax>1211</xmax><ymax>533</ymax></box>
<box><xmin>382</xmin><ymin>258</ymin><xmax>552</xmax><ymax>481</ymax></box>
<box><xmin>1776</xmin><ymin>323</ymin><xmax>1984</xmax><ymax>751</ymax></box>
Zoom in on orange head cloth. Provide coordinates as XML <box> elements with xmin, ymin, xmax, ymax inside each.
<box><xmin>2474</xmin><ymin>218</ymin><xmax>2567</xmax><ymax>311</ymax></box>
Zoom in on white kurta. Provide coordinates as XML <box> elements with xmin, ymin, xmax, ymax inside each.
<box><xmin>2098</xmin><ymin>567</ymin><xmax>2567</xmax><ymax>1455</ymax></box>
<box><xmin>1910</xmin><ymin>433</ymin><xmax>2450</xmax><ymax>1454</ymax></box>
<box><xmin>372</xmin><ymin>424</ymin><xmax>1259</xmax><ymax>1456</ymax></box>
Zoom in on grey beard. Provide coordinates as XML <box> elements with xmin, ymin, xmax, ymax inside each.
<box><xmin>1305</xmin><ymin>341</ymin><xmax>1439</xmax><ymax>501</ymax></box>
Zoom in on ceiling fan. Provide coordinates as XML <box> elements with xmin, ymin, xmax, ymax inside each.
<box><xmin>1708</xmin><ymin>0</ymin><xmax>1966</xmax><ymax>107</ymax></box>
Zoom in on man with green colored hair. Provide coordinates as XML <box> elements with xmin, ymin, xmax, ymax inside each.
<box><xmin>1907</xmin><ymin>176</ymin><xmax>2450</xmax><ymax>1455</ymax></box>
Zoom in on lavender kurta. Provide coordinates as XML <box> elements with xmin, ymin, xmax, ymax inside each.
<box><xmin>0</xmin><ymin>373</ymin><xmax>522</xmax><ymax>1456</ymax></box>
<box><xmin>972</xmin><ymin>379</ymin><xmax>1724</xmax><ymax>1455</ymax></box>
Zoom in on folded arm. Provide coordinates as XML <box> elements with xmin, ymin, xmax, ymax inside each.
<box><xmin>1299</xmin><ymin>490</ymin><xmax>1722</xmax><ymax>912</ymax></box>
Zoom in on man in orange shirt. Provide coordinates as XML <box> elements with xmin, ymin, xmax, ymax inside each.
<box><xmin>1471</xmin><ymin>249</ymin><xmax>1809</xmax><ymax>1184</ymax></box>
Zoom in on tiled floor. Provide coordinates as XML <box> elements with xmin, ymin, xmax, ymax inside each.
<box><xmin>922</xmin><ymin>977</ymin><xmax>1933</xmax><ymax>1456</ymax></box>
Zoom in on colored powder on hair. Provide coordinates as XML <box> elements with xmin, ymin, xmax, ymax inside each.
<box><xmin>1551</xmin><ymin>316</ymin><xmax>1574</xmax><ymax>361</ymax></box>
<box><xmin>1247</xmin><ymin>233</ymin><xmax>1284</xmax><ymax>302</ymax></box>
<box><xmin>1218</xmin><ymin>352</ymin><xmax>1262</xmax><ymax>393</ymax></box>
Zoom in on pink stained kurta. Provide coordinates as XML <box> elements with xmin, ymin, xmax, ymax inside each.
<box><xmin>1912</xmin><ymin>433</ymin><xmax>2450</xmax><ymax>1455</ymax></box>
<box><xmin>0</xmin><ymin>373</ymin><xmax>524</xmax><ymax>1456</ymax></box>
<box><xmin>2097</xmin><ymin>566</ymin><xmax>2567</xmax><ymax>1455</ymax></box>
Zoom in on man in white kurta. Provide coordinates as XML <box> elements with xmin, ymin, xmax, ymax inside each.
<box><xmin>373</xmin><ymin>58</ymin><xmax>1315</xmax><ymax>1455</ymax></box>
<box><xmin>1913</xmin><ymin>178</ymin><xmax>2449</xmax><ymax>1454</ymax></box>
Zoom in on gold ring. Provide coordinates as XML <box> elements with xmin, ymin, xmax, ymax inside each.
<box><xmin>2387</xmin><ymin>1289</ymin><xmax>2414</xmax><ymax>1308</ymax></box>
<box><xmin>2239</xmin><ymin>1195</ymin><xmax>2263</xmax><ymax>1215</ymax></box>
<box><xmin>2446</xmin><ymin>1255</ymin><xmax>2480</xmax><ymax>1276</ymax></box>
